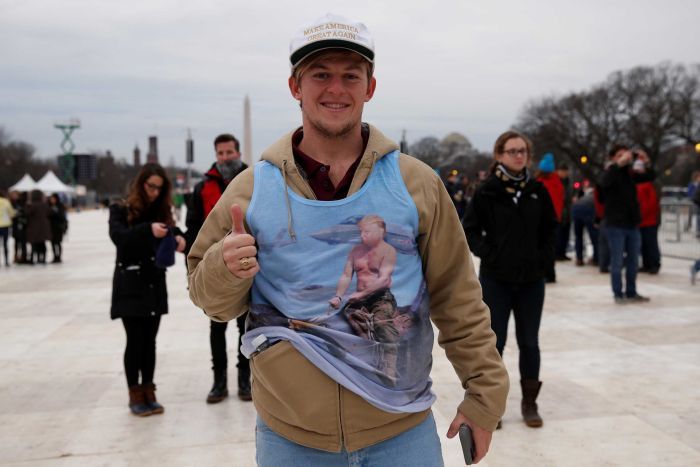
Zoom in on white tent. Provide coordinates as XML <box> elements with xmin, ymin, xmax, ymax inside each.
<box><xmin>35</xmin><ymin>170</ymin><xmax>75</xmax><ymax>194</ymax></box>
<box><xmin>9</xmin><ymin>174</ymin><xmax>38</xmax><ymax>192</ymax></box>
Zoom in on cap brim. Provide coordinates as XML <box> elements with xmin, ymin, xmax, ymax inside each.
<box><xmin>290</xmin><ymin>40</ymin><xmax>374</xmax><ymax>69</ymax></box>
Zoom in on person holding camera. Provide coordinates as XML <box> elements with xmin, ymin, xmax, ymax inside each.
<box><xmin>599</xmin><ymin>145</ymin><xmax>655</xmax><ymax>304</ymax></box>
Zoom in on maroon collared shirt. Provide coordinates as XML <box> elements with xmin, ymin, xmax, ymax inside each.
<box><xmin>292</xmin><ymin>127</ymin><xmax>369</xmax><ymax>201</ymax></box>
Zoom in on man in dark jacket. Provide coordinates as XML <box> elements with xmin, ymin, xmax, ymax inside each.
<box><xmin>599</xmin><ymin>144</ymin><xmax>655</xmax><ymax>304</ymax></box>
<box><xmin>444</xmin><ymin>170</ymin><xmax>467</xmax><ymax>220</ymax></box>
<box><xmin>185</xmin><ymin>133</ymin><xmax>250</xmax><ymax>402</ymax></box>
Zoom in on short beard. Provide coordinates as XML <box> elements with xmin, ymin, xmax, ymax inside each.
<box><xmin>308</xmin><ymin>117</ymin><xmax>356</xmax><ymax>140</ymax></box>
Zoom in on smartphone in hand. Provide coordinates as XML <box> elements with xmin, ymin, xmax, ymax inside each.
<box><xmin>459</xmin><ymin>423</ymin><xmax>475</xmax><ymax>465</ymax></box>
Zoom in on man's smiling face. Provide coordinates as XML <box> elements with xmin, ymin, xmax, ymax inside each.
<box><xmin>289</xmin><ymin>51</ymin><xmax>376</xmax><ymax>139</ymax></box>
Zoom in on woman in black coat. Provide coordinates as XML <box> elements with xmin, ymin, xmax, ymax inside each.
<box><xmin>463</xmin><ymin>130</ymin><xmax>556</xmax><ymax>429</ymax></box>
<box><xmin>48</xmin><ymin>193</ymin><xmax>68</xmax><ymax>263</ymax></box>
<box><xmin>109</xmin><ymin>163</ymin><xmax>185</xmax><ymax>416</ymax></box>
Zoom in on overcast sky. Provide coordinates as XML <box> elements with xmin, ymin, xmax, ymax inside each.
<box><xmin>1</xmin><ymin>0</ymin><xmax>698</xmax><ymax>173</ymax></box>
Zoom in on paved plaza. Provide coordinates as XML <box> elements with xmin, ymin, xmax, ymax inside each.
<box><xmin>0</xmin><ymin>208</ymin><xmax>698</xmax><ymax>466</ymax></box>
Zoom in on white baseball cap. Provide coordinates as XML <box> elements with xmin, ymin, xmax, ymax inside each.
<box><xmin>289</xmin><ymin>14</ymin><xmax>375</xmax><ymax>70</ymax></box>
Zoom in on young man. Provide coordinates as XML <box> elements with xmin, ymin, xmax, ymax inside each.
<box><xmin>188</xmin><ymin>14</ymin><xmax>508</xmax><ymax>465</ymax></box>
<box><xmin>185</xmin><ymin>134</ymin><xmax>250</xmax><ymax>402</ymax></box>
<box><xmin>599</xmin><ymin>144</ymin><xmax>655</xmax><ymax>304</ymax></box>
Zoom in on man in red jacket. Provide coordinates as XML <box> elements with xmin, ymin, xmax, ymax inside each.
<box><xmin>185</xmin><ymin>134</ymin><xmax>250</xmax><ymax>402</ymax></box>
<box><xmin>634</xmin><ymin>158</ymin><xmax>661</xmax><ymax>274</ymax></box>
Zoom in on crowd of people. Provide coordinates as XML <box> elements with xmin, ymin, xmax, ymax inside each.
<box><xmin>0</xmin><ymin>188</ymin><xmax>68</xmax><ymax>266</ymax></box>
<box><xmin>3</xmin><ymin>12</ymin><xmax>699</xmax><ymax>467</ymax></box>
<box><xmin>445</xmin><ymin>136</ymin><xmax>698</xmax><ymax>439</ymax></box>
<box><xmin>443</xmin><ymin>145</ymin><xmax>684</xmax><ymax>296</ymax></box>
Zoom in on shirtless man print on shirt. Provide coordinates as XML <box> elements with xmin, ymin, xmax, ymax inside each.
<box><xmin>329</xmin><ymin>214</ymin><xmax>401</xmax><ymax>382</ymax></box>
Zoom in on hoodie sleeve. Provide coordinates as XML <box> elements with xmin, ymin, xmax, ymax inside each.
<box><xmin>187</xmin><ymin>168</ymin><xmax>255</xmax><ymax>322</ymax></box>
<box><xmin>399</xmin><ymin>155</ymin><xmax>509</xmax><ymax>432</ymax></box>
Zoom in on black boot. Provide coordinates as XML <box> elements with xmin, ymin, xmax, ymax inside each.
<box><xmin>206</xmin><ymin>369</ymin><xmax>228</xmax><ymax>404</ymax></box>
<box><xmin>237</xmin><ymin>366</ymin><xmax>252</xmax><ymax>401</ymax></box>
<box><xmin>521</xmin><ymin>380</ymin><xmax>543</xmax><ymax>428</ymax></box>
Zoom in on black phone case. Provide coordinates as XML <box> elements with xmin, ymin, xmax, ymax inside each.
<box><xmin>458</xmin><ymin>424</ymin><xmax>474</xmax><ymax>465</ymax></box>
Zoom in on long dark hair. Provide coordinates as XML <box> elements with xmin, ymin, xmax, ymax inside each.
<box><xmin>125</xmin><ymin>163</ymin><xmax>174</xmax><ymax>226</ymax></box>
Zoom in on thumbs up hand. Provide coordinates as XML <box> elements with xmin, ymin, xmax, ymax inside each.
<box><xmin>222</xmin><ymin>204</ymin><xmax>259</xmax><ymax>279</ymax></box>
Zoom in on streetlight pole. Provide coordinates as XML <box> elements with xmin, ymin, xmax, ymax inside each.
<box><xmin>186</xmin><ymin>129</ymin><xmax>194</xmax><ymax>192</ymax></box>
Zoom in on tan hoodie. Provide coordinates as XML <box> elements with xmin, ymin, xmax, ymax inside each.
<box><xmin>188</xmin><ymin>124</ymin><xmax>508</xmax><ymax>452</ymax></box>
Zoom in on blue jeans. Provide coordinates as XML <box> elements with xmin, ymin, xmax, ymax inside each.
<box><xmin>606</xmin><ymin>226</ymin><xmax>640</xmax><ymax>298</ymax></box>
<box><xmin>480</xmin><ymin>276</ymin><xmax>544</xmax><ymax>380</ymax></box>
<box><xmin>573</xmin><ymin>217</ymin><xmax>598</xmax><ymax>262</ymax></box>
<box><xmin>555</xmin><ymin>221</ymin><xmax>571</xmax><ymax>257</ymax></box>
<box><xmin>255</xmin><ymin>412</ymin><xmax>444</xmax><ymax>467</ymax></box>
<box><xmin>598</xmin><ymin>223</ymin><xmax>610</xmax><ymax>271</ymax></box>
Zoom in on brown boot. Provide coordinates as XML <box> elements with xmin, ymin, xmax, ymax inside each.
<box><xmin>128</xmin><ymin>385</ymin><xmax>152</xmax><ymax>417</ymax></box>
<box><xmin>142</xmin><ymin>383</ymin><xmax>164</xmax><ymax>415</ymax></box>
<box><xmin>521</xmin><ymin>380</ymin><xmax>543</xmax><ymax>428</ymax></box>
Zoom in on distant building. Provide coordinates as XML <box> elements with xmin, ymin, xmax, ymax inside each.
<box><xmin>57</xmin><ymin>153</ymin><xmax>98</xmax><ymax>183</ymax></box>
<box><xmin>147</xmin><ymin>136</ymin><xmax>158</xmax><ymax>164</ymax></box>
<box><xmin>133</xmin><ymin>144</ymin><xmax>141</xmax><ymax>167</ymax></box>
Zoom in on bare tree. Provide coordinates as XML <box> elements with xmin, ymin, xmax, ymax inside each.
<box><xmin>0</xmin><ymin>127</ymin><xmax>50</xmax><ymax>189</ymax></box>
<box><xmin>409</xmin><ymin>136</ymin><xmax>441</xmax><ymax>168</ymax></box>
<box><xmin>516</xmin><ymin>62</ymin><xmax>700</xmax><ymax>180</ymax></box>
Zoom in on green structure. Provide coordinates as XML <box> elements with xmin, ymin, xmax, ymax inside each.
<box><xmin>55</xmin><ymin>119</ymin><xmax>81</xmax><ymax>185</ymax></box>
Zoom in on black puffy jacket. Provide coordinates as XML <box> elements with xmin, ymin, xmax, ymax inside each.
<box><xmin>463</xmin><ymin>174</ymin><xmax>557</xmax><ymax>283</ymax></box>
<box><xmin>109</xmin><ymin>203</ymin><xmax>179</xmax><ymax>319</ymax></box>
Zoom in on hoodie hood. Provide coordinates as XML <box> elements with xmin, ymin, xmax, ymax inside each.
<box><xmin>260</xmin><ymin>123</ymin><xmax>399</xmax><ymax>180</ymax></box>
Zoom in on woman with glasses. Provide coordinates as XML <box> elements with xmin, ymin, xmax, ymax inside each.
<box><xmin>463</xmin><ymin>131</ymin><xmax>556</xmax><ymax>429</ymax></box>
<box><xmin>109</xmin><ymin>163</ymin><xmax>186</xmax><ymax>416</ymax></box>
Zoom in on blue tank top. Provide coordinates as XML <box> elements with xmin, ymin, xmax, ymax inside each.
<box><xmin>241</xmin><ymin>151</ymin><xmax>435</xmax><ymax>413</ymax></box>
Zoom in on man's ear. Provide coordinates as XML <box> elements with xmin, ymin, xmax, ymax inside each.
<box><xmin>289</xmin><ymin>76</ymin><xmax>302</xmax><ymax>101</ymax></box>
<box><xmin>365</xmin><ymin>77</ymin><xmax>377</xmax><ymax>102</ymax></box>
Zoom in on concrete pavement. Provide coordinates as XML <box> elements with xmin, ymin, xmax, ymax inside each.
<box><xmin>0</xmin><ymin>208</ymin><xmax>698</xmax><ymax>466</ymax></box>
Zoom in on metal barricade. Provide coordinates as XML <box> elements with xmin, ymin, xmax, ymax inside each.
<box><xmin>659</xmin><ymin>199</ymin><xmax>700</xmax><ymax>260</ymax></box>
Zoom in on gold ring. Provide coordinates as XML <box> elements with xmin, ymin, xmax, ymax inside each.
<box><xmin>239</xmin><ymin>257</ymin><xmax>251</xmax><ymax>270</ymax></box>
